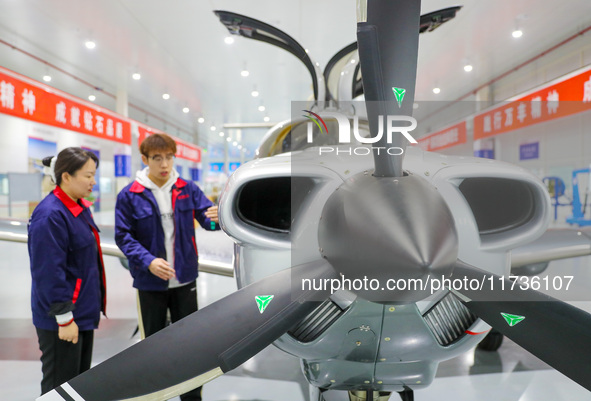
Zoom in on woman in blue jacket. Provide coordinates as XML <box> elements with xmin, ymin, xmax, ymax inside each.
<box><xmin>29</xmin><ymin>147</ymin><xmax>106</xmax><ymax>395</ymax></box>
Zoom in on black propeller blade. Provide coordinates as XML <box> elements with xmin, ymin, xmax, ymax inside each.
<box><xmin>357</xmin><ymin>0</ymin><xmax>421</xmax><ymax>177</ymax></box>
<box><xmin>38</xmin><ymin>260</ymin><xmax>336</xmax><ymax>401</ymax></box>
<box><xmin>451</xmin><ymin>260</ymin><xmax>591</xmax><ymax>391</ymax></box>
<box><xmin>323</xmin><ymin>6</ymin><xmax>462</xmax><ymax>102</ymax></box>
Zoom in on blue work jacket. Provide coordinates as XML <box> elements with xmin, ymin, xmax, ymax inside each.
<box><xmin>115</xmin><ymin>177</ymin><xmax>217</xmax><ymax>291</ymax></box>
<box><xmin>29</xmin><ymin>186</ymin><xmax>106</xmax><ymax>331</ymax></box>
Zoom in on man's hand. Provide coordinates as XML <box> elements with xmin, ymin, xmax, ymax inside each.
<box><xmin>148</xmin><ymin>258</ymin><xmax>175</xmax><ymax>280</ymax></box>
<box><xmin>59</xmin><ymin>321</ymin><xmax>79</xmax><ymax>344</ymax></box>
<box><xmin>205</xmin><ymin>205</ymin><xmax>219</xmax><ymax>223</ymax></box>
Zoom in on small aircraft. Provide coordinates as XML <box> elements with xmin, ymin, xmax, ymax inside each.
<box><xmin>38</xmin><ymin>1</ymin><xmax>591</xmax><ymax>400</ymax></box>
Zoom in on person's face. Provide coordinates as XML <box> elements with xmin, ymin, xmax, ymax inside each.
<box><xmin>61</xmin><ymin>158</ymin><xmax>97</xmax><ymax>200</ymax></box>
<box><xmin>142</xmin><ymin>149</ymin><xmax>175</xmax><ymax>185</ymax></box>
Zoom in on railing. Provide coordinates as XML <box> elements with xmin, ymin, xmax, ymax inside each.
<box><xmin>0</xmin><ymin>219</ymin><xmax>234</xmax><ymax>277</ymax></box>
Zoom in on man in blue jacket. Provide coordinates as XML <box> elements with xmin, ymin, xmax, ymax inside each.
<box><xmin>115</xmin><ymin>133</ymin><xmax>218</xmax><ymax>401</ymax></box>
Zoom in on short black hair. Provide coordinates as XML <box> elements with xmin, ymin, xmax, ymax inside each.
<box><xmin>42</xmin><ymin>147</ymin><xmax>99</xmax><ymax>186</ymax></box>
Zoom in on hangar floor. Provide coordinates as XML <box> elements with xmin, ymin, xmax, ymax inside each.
<box><xmin>1</xmin><ymin>223</ymin><xmax>590</xmax><ymax>401</ymax></box>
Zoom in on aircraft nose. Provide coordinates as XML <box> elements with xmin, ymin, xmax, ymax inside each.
<box><xmin>318</xmin><ymin>173</ymin><xmax>458</xmax><ymax>303</ymax></box>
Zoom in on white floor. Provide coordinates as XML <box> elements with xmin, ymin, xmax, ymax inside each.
<box><xmin>1</xmin><ymin>219</ymin><xmax>591</xmax><ymax>401</ymax></box>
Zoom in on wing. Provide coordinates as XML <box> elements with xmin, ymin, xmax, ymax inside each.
<box><xmin>511</xmin><ymin>227</ymin><xmax>591</xmax><ymax>273</ymax></box>
<box><xmin>0</xmin><ymin>217</ymin><xmax>234</xmax><ymax>277</ymax></box>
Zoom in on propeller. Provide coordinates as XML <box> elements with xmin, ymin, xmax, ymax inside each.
<box><xmin>38</xmin><ymin>260</ymin><xmax>337</xmax><ymax>401</ymax></box>
<box><xmin>450</xmin><ymin>260</ymin><xmax>591</xmax><ymax>391</ymax></box>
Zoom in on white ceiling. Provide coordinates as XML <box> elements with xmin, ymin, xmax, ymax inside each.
<box><xmin>1</xmin><ymin>0</ymin><xmax>591</xmax><ymax>157</ymax></box>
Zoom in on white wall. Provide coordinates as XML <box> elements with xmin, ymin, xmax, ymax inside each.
<box><xmin>0</xmin><ymin>113</ymin><xmax>131</xmax><ymax>218</ymax></box>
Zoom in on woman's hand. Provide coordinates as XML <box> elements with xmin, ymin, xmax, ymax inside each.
<box><xmin>59</xmin><ymin>321</ymin><xmax>79</xmax><ymax>344</ymax></box>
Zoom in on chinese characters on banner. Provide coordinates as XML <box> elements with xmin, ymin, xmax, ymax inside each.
<box><xmin>474</xmin><ymin>66</ymin><xmax>591</xmax><ymax>140</ymax></box>
<box><xmin>418</xmin><ymin>121</ymin><xmax>467</xmax><ymax>152</ymax></box>
<box><xmin>0</xmin><ymin>67</ymin><xmax>131</xmax><ymax>144</ymax></box>
<box><xmin>137</xmin><ymin>125</ymin><xmax>202</xmax><ymax>163</ymax></box>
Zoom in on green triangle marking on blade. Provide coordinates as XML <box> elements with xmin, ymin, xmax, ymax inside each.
<box><xmin>500</xmin><ymin>312</ymin><xmax>525</xmax><ymax>327</ymax></box>
<box><xmin>392</xmin><ymin>87</ymin><xmax>406</xmax><ymax>108</ymax></box>
<box><xmin>255</xmin><ymin>295</ymin><xmax>274</xmax><ymax>314</ymax></box>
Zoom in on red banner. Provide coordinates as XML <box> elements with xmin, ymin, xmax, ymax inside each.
<box><xmin>0</xmin><ymin>67</ymin><xmax>131</xmax><ymax>144</ymax></box>
<box><xmin>137</xmin><ymin>125</ymin><xmax>201</xmax><ymax>163</ymax></box>
<box><xmin>474</xmin><ymin>65</ymin><xmax>591</xmax><ymax>140</ymax></box>
<box><xmin>418</xmin><ymin>121</ymin><xmax>467</xmax><ymax>152</ymax></box>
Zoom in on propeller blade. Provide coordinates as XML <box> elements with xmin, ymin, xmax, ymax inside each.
<box><xmin>39</xmin><ymin>259</ymin><xmax>336</xmax><ymax>401</ymax></box>
<box><xmin>451</xmin><ymin>260</ymin><xmax>591</xmax><ymax>391</ymax></box>
<box><xmin>357</xmin><ymin>0</ymin><xmax>421</xmax><ymax>177</ymax></box>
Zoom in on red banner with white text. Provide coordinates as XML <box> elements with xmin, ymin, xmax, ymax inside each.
<box><xmin>474</xmin><ymin>65</ymin><xmax>591</xmax><ymax>140</ymax></box>
<box><xmin>0</xmin><ymin>66</ymin><xmax>131</xmax><ymax>144</ymax></box>
<box><xmin>418</xmin><ymin>121</ymin><xmax>467</xmax><ymax>152</ymax></box>
<box><xmin>137</xmin><ymin>125</ymin><xmax>201</xmax><ymax>163</ymax></box>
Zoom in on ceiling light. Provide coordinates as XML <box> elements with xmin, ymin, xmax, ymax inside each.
<box><xmin>224</xmin><ymin>36</ymin><xmax>235</xmax><ymax>45</ymax></box>
<box><xmin>238</xmin><ymin>145</ymin><xmax>242</xmax><ymax>150</ymax></box>
<box><xmin>85</xmin><ymin>41</ymin><xmax>96</xmax><ymax>49</ymax></box>
<box><xmin>210</xmin><ymin>126</ymin><xmax>216</xmax><ymax>131</ymax></box>
<box><xmin>132</xmin><ymin>73</ymin><xmax>141</xmax><ymax>80</ymax></box>
<box><xmin>241</xmin><ymin>70</ymin><xmax>249</xmax><ymax>77</ymax></box>
<box><xmin>42</xmin><ymin>75</ymin><xmax>52</xmax><ymax>82</ymax></box>
<box><xmin>512</xmin><ymin>29</ymin><xmax>523</xmax><ymax>38</ymax></box>
<box><xmin>226</xmin><ymin>137</ymin><xmax>231</xmax><ymax>142</ymax></box>
<box><xmin>251</xmin><ymin>90</ymin><xmax>259</xmax><ymax>97</ymax></box>
<box><xmin>182</xmin><ymin>107</ymin><xmax>189</xmax><ymax>113</ymax></box>
<box><xmin>88</xmin><ymin>95</ymin><xmax>96</xmax><ymax>101</ymax></box>
<box><xmin>432</xmin><ymin>87</ymin><xmax>441</xmax><ymax>94</ymax></box>
<box><xmin>258</xmin><ymin>105</ymin><xmax>265</xmax><ymax>112</ymax></box>
<box><xmin>463</xmin><ymin>64</ymin><xmax>473</xmax><ymax>72</ymax></box>
<box><xmin>233</xmin><ymin>141</ymin><xmax>238</xmax><ymax>146</ymax></box>
<box><xmin>219</xmin><ymin>132</ymin><xmax>224</xmax><ymax>137</ymax></box>
<box><xmin>263</xmin><ymin>116</ymin><xmax>270</xmax><ymax>122</ymax></box>
<box><xmin>198</xmin><ymin>117</ymin><xmax>205</xmax><ymax>123</ymax></box>
<box><xmin>162</xmin><ymin>93</ymin><xmax>170</xmax><ymax>100</ymax></box>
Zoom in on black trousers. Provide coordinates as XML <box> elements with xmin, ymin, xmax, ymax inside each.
<box><xmin>36</xmin><ymin>327</ymin><xmax>94</xmax><ymax>395</ymax></box>
<box><xmin>137</xmin><ymin>280</ymin><xmax>202</xmax><ymax>401</ymax></box>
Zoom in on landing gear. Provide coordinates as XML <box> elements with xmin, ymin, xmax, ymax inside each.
<box><xmin>348</xmin><ymin>390</ymin><xmax>394</xmax><ymax>400</ymax></box>
<box><xmin>477</xmin><ymin>328</ymin><xmax>504</xmax><ymax>351</ymax></box>
<box><xmin>398</xmin><ymin>387</ymin><xmax>413</xmax><ymax>401</ymax></box>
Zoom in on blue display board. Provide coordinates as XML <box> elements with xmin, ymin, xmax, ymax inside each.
<box><xmin>519</xmin><ymin>142</ymin><xmax>539</xmax><ymax>160</ymax></box>
<box><xmin>189</xmin><ymin>168</ymin><xmax>201</xmax><ymax>181</ymax></box>
<box><xmin>114</xmin><ymin>155</ymin><xmax>131</xmax><ymax>177</ymax></box>
<box><xmin>210</xmin><ymin>162</ymin><xmax>224</xmax><ymax>173</ymax></box>
<box><xmin>474</xmin><ymin>149</ymin><xmax>494</xmax><ymax>159</ymax></box>
<box><xmin>229</xmin><ymin>162</ymin><xmax>241</xmax><ymax>173</ymax></box>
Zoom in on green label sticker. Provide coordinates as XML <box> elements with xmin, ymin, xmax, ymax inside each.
<box><xmin>255</xmin><ymin>295</ymin><xmax>274</xmax><ymax>314</ymax></box>
<box><xmin>500</xmin><ymin>312</ymin><xmax>525</xmax><ymax>327</ymax></box>
<box><xmin>210</xmin><ymin>221</ymin><xmax>216</xmax><ymax>230</ymax></box>
<box><xmin>392</xmin><ymin>87</ymin><xmax>406</xmax><ymax>108</ymax></box>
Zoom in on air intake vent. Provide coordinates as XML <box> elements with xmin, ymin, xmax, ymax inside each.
<box><xmin>423</xmin><ymin>293</ymin><xmax>477</xmax><ymax>346</ymax></box>
<box><xmin>288</xmin><ymin>299</ymin><xmax>344</xmax><ymax>343</ymax></box>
